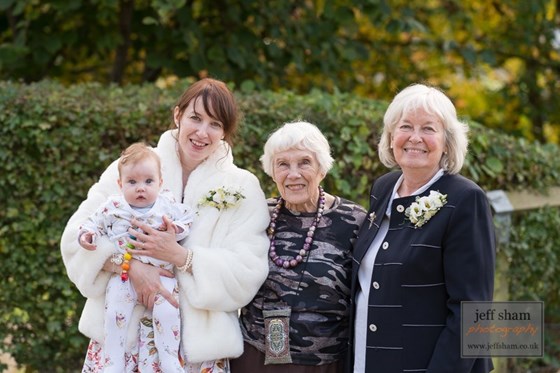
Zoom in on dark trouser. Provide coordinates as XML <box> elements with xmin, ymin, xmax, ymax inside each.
<box><xmin>230</xmin><ymin>342</ymin><xmax>344</xmax><ymax>373</ymax></box>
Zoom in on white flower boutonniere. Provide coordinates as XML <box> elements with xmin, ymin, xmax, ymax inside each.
<box><xmin>198</xmin><ymin>187</ymin><xmax>245</xmax><ymax>210</ymax></box>
<box><xmin>405</xmin><ymin>190</ymin><xmax>447</xmax><ymax>228</ymax></box>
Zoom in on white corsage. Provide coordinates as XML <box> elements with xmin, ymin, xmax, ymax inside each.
<box><xmin>198</xmin><ymin>187</ymin><xmax>245</xmax><ymax>210</ymax></box>
<box><xmin>405</xmin><ymin>190</ymin><xmax>447</xmax><ymax>228</ymax></box>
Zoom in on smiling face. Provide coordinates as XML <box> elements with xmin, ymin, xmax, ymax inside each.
<box><xmin>174</xmin><ymin>97</ymin><xmax>225</xmax><ymax>170</ymax></box>
<box><xmin>118</xmin><ymin>157</ymin><xmax>162</xmax><ymax>208</ymax></box>
<box><xmin>391</xmin><ymin>107</ymin><xmax>447</xmax><ymax>177</ymax></box>
<box><xmin>272</xmin><ymin>149</ymin><xmax>325</xmax><ymax>212</ymax></box>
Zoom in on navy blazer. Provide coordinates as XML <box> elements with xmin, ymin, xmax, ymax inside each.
<box><xmin>349</xmin><ymin>171</ymin><xmax>496</xmax><ymax>373</ymax></box>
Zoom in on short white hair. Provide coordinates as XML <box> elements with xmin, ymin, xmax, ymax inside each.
<box><xmin>261</xmin><ymin>121</ymin><xmax>334</xmax><ymax>177</ymax></box>
<box><xmin>378</xmin><ymin>84</ymin><xmax>469</xmax><ymax>174</ymax></box>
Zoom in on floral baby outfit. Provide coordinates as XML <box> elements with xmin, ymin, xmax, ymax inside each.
<box><xmin>79</xmin><ymin>190</ymin><xmax>194</xmax><ymax>372</ymax></box>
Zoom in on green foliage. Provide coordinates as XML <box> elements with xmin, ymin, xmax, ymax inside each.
<box><xmin>2</xmin><ymin>1</ymin><xmax>560</xmax><ymax>143</ymax></box>
<box><xmin>0</xmin><ymin>80</ymin><xmax>178</xmax><ymax>371</ymax></box>
<box><xmin>236</xmin><ymin>89</ymin><xmax>387</xmax><ymax>203</ymax></box>
<box><xmin>350</xmin><ymin>0</ymin><xmax>560</xmax><ymax>144</ymax></box>
<box><xmin>0</xmin><ymin>0</ymin><xmax>372</xmax><ymax>88</ymax></box>
<box><xmin>1</xmin><ymin>79</ymin><xmax>559</xmax><ymax>370</ymax></box>
<box><xmin>505</xmin><ymin>208</ymin><xmax>560</xmax><ymax>314</ymax></box>
<box><xmin>465</xmin><ymin>121</ymin><xmax>560</xmax><ymax>192</ymax></box>
<box><xmin>501</xmin><ymin>208</ymin><xmax>560</xmax><ymax>370</ymax></box>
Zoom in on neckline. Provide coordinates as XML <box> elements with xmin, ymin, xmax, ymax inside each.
<box><xmin>278</xmin><ymin>195</ymin><xmax>339</xmax><ymax>216</ymax></box>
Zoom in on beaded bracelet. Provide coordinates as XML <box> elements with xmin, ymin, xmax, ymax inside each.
<box><xmin>177</xmin><ymin>249</ymin><xmax>193</xmax><ymax>273</ymax></box>
<box><xmin>110</xmin><ymin>253</ymin><xmax>124</xmax><ymax>271</ymax></box>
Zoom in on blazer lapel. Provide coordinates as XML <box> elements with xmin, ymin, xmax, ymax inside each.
<box><xmin>353</xmin><ymin>190</ymin><xmax>392</xmax><ymax>263</ymax></box>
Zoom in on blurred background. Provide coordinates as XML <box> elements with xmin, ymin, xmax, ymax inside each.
<box><xmin>1</xmin><ymin>0</ymin><xmax>560</xmax><ymax>144</ymax></box>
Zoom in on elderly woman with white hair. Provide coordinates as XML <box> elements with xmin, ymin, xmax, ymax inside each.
<box><xmin>231</xmin><ymin>121</ymin><xmax>367</xmax><ymax>373</ymax></box>
<box><xmin>350</xmin><ymin>84</ymin><xmax>496</xmax><ymax>372</ymax></box>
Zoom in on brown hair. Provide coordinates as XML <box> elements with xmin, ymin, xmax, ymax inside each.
<box><xmin>173</xmin><ymin>78</ymin><xmax>239</xmax><ymax>146</ymax></box>
<box><xmin>118</xmin><ymin>142</ymin><xmax>162</xmax><ymax>178</ymax></box>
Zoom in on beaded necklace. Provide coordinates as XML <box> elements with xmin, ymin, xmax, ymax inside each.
<box><xmin>268</xmin><ymin>186</ymin><xmax>325</xmax><ymax>268</ymax></box>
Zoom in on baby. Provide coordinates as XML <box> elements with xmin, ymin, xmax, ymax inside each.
<box><xmin>78</xmin><ymin>142</ymin><xmax>193</xmax><ymax>371</ymax></box>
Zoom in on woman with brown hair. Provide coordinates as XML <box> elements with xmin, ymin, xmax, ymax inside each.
<box><xmin>61</xmin><ymin>78</ymin><xmax>270</xmax><ymax>372</ymax></box>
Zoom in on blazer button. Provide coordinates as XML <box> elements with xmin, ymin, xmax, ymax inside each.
<box><xmin>372</xmin><ymin>281</ymin><xmax>380</xmax><ymax>289</ymax></box>
<box><xmin>396</xmin><ymin>204</ymin><xmax>405</xmax><ymax>212</ymax></box>
<box><xmin>382</xmin><ymin>242</ymin><xmax>389</xmax><ymax>250</ymax></box>
<box><xmin>369</xmin><ymin>324</ymin><xmax>377</xmax><ymax>332</ymax></box>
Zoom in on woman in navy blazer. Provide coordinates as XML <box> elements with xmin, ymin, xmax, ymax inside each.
<box><xmin>350</xmin><ymin>84</ymin><xmax>495</xmax><ymax>372</ymax></box>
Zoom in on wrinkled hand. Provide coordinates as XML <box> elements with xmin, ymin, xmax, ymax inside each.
<box><xmin>128</xmin><ymin>216</ymin><xmax>179</xmax><ymax>263</ymax></box>
<box><xmin>128</xmin><ymin>260</ymin><xmax>178</xmax><ymax>309</ymax></box>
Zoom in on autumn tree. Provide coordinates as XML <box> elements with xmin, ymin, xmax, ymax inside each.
<box><xmin>1</xmin><ymin>0</ymin><xmax>559</xmax><ymax>142</ymax></box>
<box><xmin>350</xmin><ymin>0</ymin><xmax>560</xmax><ymax>144</ymax></box>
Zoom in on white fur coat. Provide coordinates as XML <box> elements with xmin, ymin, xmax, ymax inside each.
<box><xmin>60</xmin><ymin>130</ymin><xmax>270</xmax><ymax>362</ymax></box>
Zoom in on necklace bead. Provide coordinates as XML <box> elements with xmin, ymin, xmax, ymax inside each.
<box><xmin>268</xmin><ymin>186</ymin><xmax>325</xmax><ymax>269</ymax></box>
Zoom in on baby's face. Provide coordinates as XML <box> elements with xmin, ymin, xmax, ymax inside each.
<box><xmin>118</xmin><ymin>157</ymin><xmax>162</xmax><ymax>208</ymax></box>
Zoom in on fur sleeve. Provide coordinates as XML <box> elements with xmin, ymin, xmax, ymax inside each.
<box><xmin>60</xmin><ymin>160</ymin><xmax>121</xmax><ymax>298</ymax></box>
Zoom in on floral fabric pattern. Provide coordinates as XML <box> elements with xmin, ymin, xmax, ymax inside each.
<box><xmin>82</xmin><ymin>336</ymin><xmax>230</xmax><ymax>372</ymax></box>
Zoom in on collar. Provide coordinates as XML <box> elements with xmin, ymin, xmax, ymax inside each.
<box><xmin>385</xmin><ymin>168</ymin><xmax>445</xmax><ymax>217</ymax></box>
<box><xmin>156</xmin><ymin>129</ymin><xmax>234</xmax><ymax>201</ymax></box>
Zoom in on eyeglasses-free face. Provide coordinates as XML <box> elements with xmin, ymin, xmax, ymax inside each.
<box><xmin>272</xmin><ymin>149</ymin><xmax>325</xmax><ymax>213</ymax></box>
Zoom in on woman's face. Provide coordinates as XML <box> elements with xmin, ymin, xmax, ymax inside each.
<box><xmin>391</xmin><ymin>107</ymin><xmax>446</xmax><ymax>176</ymax></box>
<box><xmin>272</xmin><ymin>149</ymin><xmax>325</xmax><ymax>212</ymax></box>
<box><xmin>174</xmin><ymin>97</ymin><xmax>225</xmax><ymax>168</ymax></box>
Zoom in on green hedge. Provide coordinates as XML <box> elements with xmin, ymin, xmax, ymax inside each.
<box><xmin>1</xmin><ymin>79</ymin><xmax>559</xmax><ymax>371</ymax></box>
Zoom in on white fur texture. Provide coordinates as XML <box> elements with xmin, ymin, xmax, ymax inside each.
<box><xmin>60</xmin><ymin>130</ymin><xmax>270</xmax><ymax>362</ymax></box>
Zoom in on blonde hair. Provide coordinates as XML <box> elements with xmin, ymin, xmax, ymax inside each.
<box><xmin>378</xmin><ymin>83</ymin><xmax>469</xmax><ymax>174</ymax></box>
<box><xmin>118</xmin><ymin>142</ymin><xmax>162</xmax><ymax>178</ymax></box>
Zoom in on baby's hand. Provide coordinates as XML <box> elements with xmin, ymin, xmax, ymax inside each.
<box><xmin>79</xmin><ymin>231</ymin><xmax>97</xmax><ymax>251</ymax></box>
<box><xmin>157</xmin><ymin>217</ymin><xmax>180</xmax><ymax>234</ymax></box>
<box><xmin>170</xmin><ymin>222</ymin><xmax>182</xmax><ymax>234</ymax></box>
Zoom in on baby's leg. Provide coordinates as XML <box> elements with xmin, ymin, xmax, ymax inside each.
<box><xmin>152</xmin><ymin>276</ymin><xmax>182</xmax><ymax>371</ymax></box>
<box><xmin>103</xmin><ymin>275</ymin><xmax>137</xmax><ymax>372</ymax></box>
